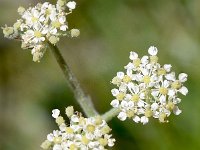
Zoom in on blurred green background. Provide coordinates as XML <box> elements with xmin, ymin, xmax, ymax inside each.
<box><xmin>0</xmin><ymin>0</ymin><xmax>200</xmax><ymax>149</ymax></box>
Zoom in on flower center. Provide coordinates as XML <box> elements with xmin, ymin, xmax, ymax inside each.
<box><xmin>143</xmin><ymin>75</ymin><xmax>151</xmax><ymax>84</ymax></box>
<box><xmin>34</xmin><ymin>31</ymin><xmax>42</xmax><ymax>38</ymax></box>
<box><xmin>116</xmin><ymin>93</ymin><xmax>125</xmax><ymax>101</ymax></box>
<box><xmin>31</xmin><ymin>17</ymin><xmax>38</xmax><ymax>22</ymax></box>
<box><xmin>159</xmin><ymin>87</ymin><xmax>168</xmax><ymax>95</ymax></box>
<box><xmin>150</xmin><ymin>56</ymin><xmax>158</xmax><ymax>63</ymax></box>
<box><xmin>158</xmin><ymin>68</ymin><xmax>166</xmax><ymax>75</ymax></box>
<box><xmin>131</xmin><ymin>94</ymin><xmax>139</xmax><ymax>102</ymax></box>
<box><xmin>86</xmin><ymin>124</ymin><xmax>95</xmax><ymax>132</ymax></box>
<box><xmin>171</xmin><ymin>81</ymin><xmax>181</xmax><ymax>89</ymax></box>
<box><xmin>66</xmin><ymin>127</ymin><xmax>74</xmax><ymax>134</ymax></box>
<box><xmin>52</xmin><ymin>21</ymin><xmax>61</xmax><ymax>28</ymax></box>
<box><xmin>133</xmin><ymin>58</ymin><xmax>141</xmax><ymax>67</ymax></box>
<box><xmin>123</xmin><ymin>75</ymin><xmax>131</xmax><ymax>83</ymax></box>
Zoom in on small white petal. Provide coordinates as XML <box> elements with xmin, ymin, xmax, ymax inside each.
<box><xmin>168</xmin><ymin>89</ymin><xmax>175</xmax><ymax>97</ymax></box>
<box><xmin>52</xmin><ymin>109</ymin><xmax>60</xmax><ymax>118</ymax></box>
<box><xmin>119</xmin><ymin>84</ymin><xmax>127</xmax><ymax>92</ymax></box>
<box><xmin>159</xmin><ymin>95</ymin><xmax>166</xmax><ymax>104</ymax></box>
<box><xmin>129</xmin><ymin>51</ymin><xmax>138</xmax><ymax>60</ymax></box>
<box><xmin>164</xmin><ymin>64</ymin><xmax>172</xmax><ymax>72</ymax></box>
<box><xmin>133</xmin><ymin>85</ymin><xmax>139</xmax><ymax>94</ymax></box>
<box><xmin>151</xmin><ymin>91</ymin><xmax>159</xmax><ymax>97</ymax></box>
<box><xmin>179</xmin><ymin>86</ymin><xmax>188</xmax><ymax>95</ymax></box>
<box><xmin>110</xmin><ymin>100</ymin><xmax>119</xmax><ymax>108</ymax></box>
<box><xmin>117</xmin><ymin>112</ymin><xmax>127</xmax><ymax>121</ymax></box>
<box><xmin>127</xmin><ymin>69</ymin><xmax>133</xmax><ymax>76</ymax></box>
<box><xmin>67</xmin><ymin>1</ymin><xmax>76</xmax><ymax>10</ymax></box>
<box><xmin>140</xmin><ymin>116</ymin><xmax>149</xmax><ymax>125</ymax></box>
<box><xmin>173</xmin><ymin>106</ymin><xmax>182</xmax><ymax>115</ymax></box>
<box><xmin>108</xmin><ymin>139</ymin><xmax>115</xmax><ymax>147</ymax></box>
<box><xmin>71</xmin><ymin>115</ymin><xmax>79</xmax><ymax>122</ymax></box>
<box><xmin>125</xmin><ymin>94</ymin><xmax>132</xmax><ymax>100</ymax></box>
<box><xmin>148</xmin><ymin>46</ymin><xmax>158</xmax><ymax>56</ymax></box>
<box><xmin>173</xmin><ymin>98</ymin><xmax>181</xmax><ymax>104</ymax></box>
<box><xmin>47</xmin><ymin>133</ymin><xmax>54</xmax><ymax>142</ymax></box>
<box><xmin>141</xmin><ymin>56</ymin><xmax>149</xmax><ymax>64</ymax></box>
<box><xmin>59</xmin><ymin>123</ymin><xmax>66</xmax><ymax>131</ymax></box>
<box><xmin>133</xmin><ymin>116</ymin><xmax>140</xmax><ymax>123</ymax></box>
<box><xmin>128</xmin><ymin>101</ymin><xmax>134</xmax><ymax>107</ymax></box>
<box><xmin>137</xmin><ymin>100</ymin><xmax>145</xmax><ymax>107</ymax></box>
<box><xmin>178</xmin><ymin>73</ymin><xmax>188</xmax><ymax>82</ymax></box>
<box><xmin>60</xmin><ymin>25</ymin><xmax>67</xmax><ymax>31</ymax></box>
<box><xmin>163</xmin><ymin>80</ymin><xmax>170</xmax><ymax>88</ymax></box>
<box><xmin>53</xmin><ymin>144</ymin><xmax>62</xmax><ymax>150</ymax></box>
<box><xmin>125</xmin><ymin>62</ymin><xmax>134</xmax><ymax>70</ymax></box>
<box><xmin>151</xmin><ymin>103</ymin><xmax>159</xmax><ymax>110</ymax></box>
<box><xmin>165</xmin><ymin>72</ymin><xmax>175</xmax><ymax>81</ymax></box>
<box><xmin>117</xmin><ymin>72</ymin><xmax>124</xmax><ymax>79</ymax></box>
<box><xmin>111</xmin><ymin>89</ymin><xmax>119</xmax><ymax>96</ymax></box>
<box><xmin>141</xmin><ymin>69</ymin><xmax>149</xmax><ymax>76</ymax></box>
<box><xmin>121</xmin><ymin>101</ymin><xmax>128</xmax><ymax>108</ymax></box>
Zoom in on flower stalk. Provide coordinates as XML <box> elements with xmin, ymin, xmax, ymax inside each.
<box><xmin>48</xmin><ymin>42</ymin><xmax>98</xmax><ymax>117</ymax></box>
<box><xmin>102</xmin><ymin>108</ymin><xmax>120</xmax><ymax>122</ymax></box>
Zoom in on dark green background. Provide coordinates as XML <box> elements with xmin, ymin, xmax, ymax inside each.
<box><xmin>0</xmin><ymin>0</ymin><xmax>200</xmax><ymax>149</ymax></box>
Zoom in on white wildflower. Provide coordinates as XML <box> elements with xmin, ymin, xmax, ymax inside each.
<box><xmin>41</xmin><ymin>106</ymin><xmax>115</xmax><ymax>149</ymax></box>
<box><xmin>110</xmin><ymin>46</ymin><xmax>188</xmax><ymax>124</ymax></box>
<box><xmin>2</xmin><ymin>0</ymin><xmax>79</xmax><ymax>62</ymax></box>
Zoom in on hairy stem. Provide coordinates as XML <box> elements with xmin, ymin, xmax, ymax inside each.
<box><xmin>48</xmin><ymin>42</ymin><xmax>98</xmax><ymax>117</ymax></box>
<box><xmin>101</xmin><ymin>108</ymin><xmax>120</xmax><ymax>122</ymax></box>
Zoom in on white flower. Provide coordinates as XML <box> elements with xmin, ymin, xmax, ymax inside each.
<box><xmin>41</xmin><ymin>106</ymin><xmax>115</xmax><ymax>149</ymax></box>
<box><xmin>2</xmin><ymin>0</ymin><xmax>79</xmax><ymax>62</ymax></box>
<box><xmin>110</xmin><ymin>46</ymin><xmax>188</xmax><ymax>124</ymax></box>
<box><xmin>52</xmin><ymin>109</ymin><xmax>60</xmax><ymax>118</ymax></box>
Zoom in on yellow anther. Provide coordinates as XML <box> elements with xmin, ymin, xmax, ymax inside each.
<box><xmin>171</xmin><ymin>81</ymin><xmax>181</xmax><ymax>89</ymax></box>
<box><xmin>123</xmin><ymin>75</ymin><xmax>131</xmax><ymax>83</ymax></box>
<box><xmin>34</xmin><ymin>31</ymin><xmax>42</xmax><ymax>38</ymax></box>
<box><xmin>116</xmin><ymin>93</ymin><xmax>125</xmax><ymax>101</ymax></box>
<box><xmin>131</xmin><ymin>94</ymin><xmax>139</xmax><ymax>102</ymax></box>
<box><xmin>150</xmin><ymin>56</ymin><xmax>158</xmax><ymax>63</ymax></box>
<box><xmin>158</xmin><ymin>68</ymin><xmax>166</xmax><ymax>75</ymax></box>
<box><xmin>86</xmin><ymin>124</ymin><xmax>95</xmax><ymax>132</ymax></box>
<box><xmin>133</xmin><ymin>58</ymin><xmax>141</xmax><ymax>67</ymax></box>
<box><xmin>143</xmin><ymin>75</ymin><xmax>151</xmax><ymax>84</ymax></box>
<box><xmin>159</xmin><ymin>87</ymin><xmax>168</xmax><ymax>95</ymax></box>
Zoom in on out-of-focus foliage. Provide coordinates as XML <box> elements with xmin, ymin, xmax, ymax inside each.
<box><xmin>0</xmin><ymin>0</ymin><xmax>200</xmax><ymax>149</ymax></box>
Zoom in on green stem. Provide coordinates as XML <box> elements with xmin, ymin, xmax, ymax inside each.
<box><xmin>101</xmin><ymin>108</ymin><xmax>120</xmax><ymax>122</ymax></box>
<box><xmin>48</xmin><ymin>42</ymin><xmax>98</xmax><ymax>117</ymax></box>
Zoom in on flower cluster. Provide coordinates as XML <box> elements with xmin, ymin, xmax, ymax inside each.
<box><xmin>110</xmin><ymin>46</ymin><xmax>188</xmax><ymax>124</ymax></box>
<box><xmin>2</xmin><ymin>0</ymin><xmax>79</xmax><ymax>62</ymax></box>
<box><xmin>41</xmin><ymin>106</ymin><xmax>115</xmax><ymax>150</ymax></box>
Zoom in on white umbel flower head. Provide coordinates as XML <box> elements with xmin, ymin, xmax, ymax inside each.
<box><xmin>2</xmin><ymin>0</ymin><xmax>79</xmax><ymax>62</ymax></box>
<box><xmin>41</xmin><ymin>106</ymin><xmax>115</xmax><ymax>149</ymax></box>
<box><xmin>110</xmin><ymin>46</ymin><xmax>188</xmax><ymax>124</ymax></box>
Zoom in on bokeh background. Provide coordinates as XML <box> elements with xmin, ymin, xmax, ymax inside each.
<box><xmin>0</xmin><ymin>0</ymin><xmax>200</xmax><ymax>149</ymax></box>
